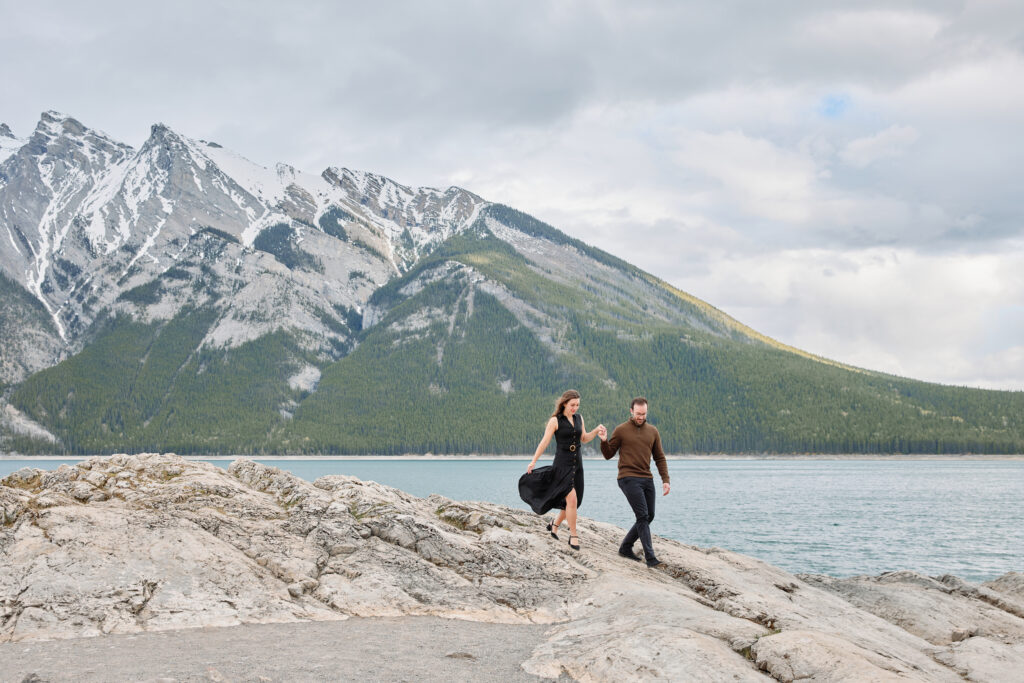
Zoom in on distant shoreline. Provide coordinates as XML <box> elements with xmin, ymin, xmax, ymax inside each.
<box><xmin>3</xmin><ymin>453</ymin><xmax>1023</xmax><ymax>461</ymax></box>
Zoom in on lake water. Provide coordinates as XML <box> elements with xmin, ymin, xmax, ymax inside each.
<box><xmin>3</xmin><ymin>458</ymin><xmax>1021</xmax><ymax>583</ymax></box>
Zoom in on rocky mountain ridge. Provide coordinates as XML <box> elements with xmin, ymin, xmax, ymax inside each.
<box><xmin>0</xmin><ymin>112</ymin><xmax>486</xmax><ymax>382</ymax></box>
<box><xmin>1</xmin><ymin>454</ymin><xmax>1022</xmax><ymax>680</ymax></box>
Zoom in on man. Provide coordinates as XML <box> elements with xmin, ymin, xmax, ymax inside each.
<box><xmin>598</xmin><ymin>397</ymin><xmax>671</xmax><ymax>567</ymax></box>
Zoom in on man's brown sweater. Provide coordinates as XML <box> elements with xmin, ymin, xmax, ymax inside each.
<box><xmin>600</xmin><ymin>420</ymin><xmax>670</xmax><ymax>482</ymax></box>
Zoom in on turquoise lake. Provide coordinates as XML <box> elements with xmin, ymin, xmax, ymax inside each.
<box><xmin>3</xmin><ymin>458</ymin><xmax>1021</xmax><ymax>583</ymax></box>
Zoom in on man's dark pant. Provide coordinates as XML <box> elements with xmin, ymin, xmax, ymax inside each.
<box><xmin>618</xmin><ymin>476</ymin><xmax>656</xmax><ymax>560</ymax></box>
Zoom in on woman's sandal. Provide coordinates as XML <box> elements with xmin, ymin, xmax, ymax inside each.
<box><xmin>568</xmin><ymin>535</ymin><xmax>580</xmax><ymax>551</ymax></box>
<box><xmin>546</xmin><ymin>522</ymin><xmax>559</xmax><ymax>539</ymax></box>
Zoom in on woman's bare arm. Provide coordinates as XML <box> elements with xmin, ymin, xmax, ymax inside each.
<box><xmin>580</xmin><ymin>416</ymin><xmax>604</xmax><ymax>444</ymax></box>
<box><xmin>526</xmin><ymin>417</ymin><xmax>558</xmax><ymax>473</ymax></box>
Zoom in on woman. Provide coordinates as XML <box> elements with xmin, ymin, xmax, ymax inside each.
<box><xmin>518</xmin><ymin>390</ymin><xmax>603</xmax><ymax>550</ymax></box>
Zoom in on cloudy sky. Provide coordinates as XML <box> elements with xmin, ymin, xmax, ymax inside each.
<box><xmin>3</xmin><ymin>0</ymin><xmax>1023</xmax><ymax>390</ymax></box>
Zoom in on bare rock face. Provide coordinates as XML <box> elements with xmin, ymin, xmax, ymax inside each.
<box><xmin>2</xmin><ymin>454</ymin><xmax>1023</xmax><ymax>682</ymax></box>
<box><xmin>799</xmin><ymin>571</ymin><xmax>1024</xmax><ymax>680</ymax></box>
<box><xmin>985</xmin><ymin>571</ymin><xmax>1024</xmax><ymax>602</ymax></box>
<box><xmin>799</xmin><ymin>571</ymin><xmax>1024</xmax><ymax>645</ymax></box>
<box><xmin>0</xmin><ymin>456</ymin><xmax>338</xmax><ymax>641</ymax></box>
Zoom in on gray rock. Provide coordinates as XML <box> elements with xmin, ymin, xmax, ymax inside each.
<box><xmin>2</xmin><ymin>453</ymin><xmax>1022</xmax><ymax>682</ymax></box>
<box><xmin>983</xmin><ymin>571</ymin><xmax>1024</xmax><ymax>607</ymax></box>
<box><xmin>800</xmin><ymin>571</ymin><xmax>1024</xmax><ymax>647</ymax></box>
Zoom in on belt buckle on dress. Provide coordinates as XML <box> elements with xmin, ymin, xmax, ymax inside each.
<box><xmin>569</xmin><ymin>444</ymin><xmax>576</xmax><ymax>452</ymax></box>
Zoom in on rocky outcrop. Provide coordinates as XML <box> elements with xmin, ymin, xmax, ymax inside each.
<box><xmin>2</xmin><ymin>454</ymin><xmax>1022</xmax><ymax>682</ymax></box>
<box><xmin>800</xmin><ymin>571</ymin><xmax>1024</xmax><ymax>681</ymax></box>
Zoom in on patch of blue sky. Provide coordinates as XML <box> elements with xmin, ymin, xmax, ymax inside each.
<box><xmin>818</xmin><ymin>94</ymin><xmax>850</xmax><ymax>118</ymax></box>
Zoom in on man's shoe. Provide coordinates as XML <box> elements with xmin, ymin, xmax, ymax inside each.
<box><xmin>618</xmin><ymin>547</ymin><xmax>642</xmax><ymax>562</ymax></box>
<box><xmin>645</xmin><ymin>557</ymin><xmax>664</xmax><ymax>568</ymax></box>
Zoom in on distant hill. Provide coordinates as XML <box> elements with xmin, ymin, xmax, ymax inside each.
<box><xmin>2</xmin><ymin>112</ymin><xmax>1022</xmax><ymax>454</ymax></box>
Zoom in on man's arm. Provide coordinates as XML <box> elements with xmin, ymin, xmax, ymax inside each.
<box><xmin>651</xmin><ymin>428</ymin><xmax>670</xmax><ymax>484</ymax></box>
<box><xmin>600</xmin><ymin>425</ymin><xmax>622</xmax><ymax>460</ymax></box>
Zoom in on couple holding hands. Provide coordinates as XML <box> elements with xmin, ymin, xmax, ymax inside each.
<box><xmin>518</xmin><ymin>390</ymin><xmax>671</xmax><ymax>568</ymax></box>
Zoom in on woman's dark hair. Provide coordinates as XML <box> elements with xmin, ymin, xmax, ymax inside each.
<box><xmin>552</xmin><ymin>389</ymin><xmax>581</xmax><ymax>417</ymax></box>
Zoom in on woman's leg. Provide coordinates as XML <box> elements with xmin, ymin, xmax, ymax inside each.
<box><xmin>565</xmin><ymin>489</ymin><xmax>578</xmax><ymax>537</ymax></box>
<box><xmin>552</xmin><ymin>509</ymin><xmax>566</xmax><ymax>528</ymax></box>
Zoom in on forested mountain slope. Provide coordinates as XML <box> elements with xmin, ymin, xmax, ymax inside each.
<box><xmin>3</xmin><ymin>113</ymin><xmax>1022</xmax><ymax>454</ymax></box>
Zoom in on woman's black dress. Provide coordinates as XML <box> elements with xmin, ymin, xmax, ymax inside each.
<box><xmin>518</xmin><ymin>413</ymin><xmax>584</xmax><ymax>515</ymax></box>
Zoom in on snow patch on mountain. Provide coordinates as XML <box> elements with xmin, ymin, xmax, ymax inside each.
<box><xmin>0</xmin><ymin>124</ymin><xmax>23</xmax><ymax>165</ymax></box>
<box><xmin>80</xmin><ymin>155</ymin><xmax>137</xmax><ymax>249</ymax></box>
<box><xmin>193</xmin><ymin>139</ymin><xmax>293</xmax><ymax>207</ymax></box>
<box><xmin>122</xmin><ymin>195</ymin><xmax>174</xmax><ymax>274</ymax></box>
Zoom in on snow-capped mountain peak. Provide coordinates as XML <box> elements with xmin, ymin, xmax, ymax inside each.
<box><xmin>0</xmin><ymin>111</ymin><xmax>492</xmax><ymax>372</ymax></box>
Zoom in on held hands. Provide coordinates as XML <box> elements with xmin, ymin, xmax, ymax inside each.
<box><xmin>597</xmin><ymin>424</ymin><xmax>608</xmax><ymax>440</ymax></box>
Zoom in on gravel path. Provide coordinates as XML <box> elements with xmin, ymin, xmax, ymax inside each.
<box><xmin>1</xmin><ymin>617</ymin><xmax>562</xmax><ymax>682</ymax></box>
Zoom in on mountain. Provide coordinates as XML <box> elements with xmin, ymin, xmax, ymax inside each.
<box><xmin>0</xmin><ymin>112</ymin><xmax>481</xmax><ymax>371</ymax></box>
<box><xmin>2</xmin><ymin>112</ymin><xmax>1023</xmax><ymax>455</ymax></box>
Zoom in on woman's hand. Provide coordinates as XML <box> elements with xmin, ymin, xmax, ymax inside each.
<box><xmin>526</xmin><ymin>462</ymin><xmax>536</xmax><ymax>474</ymax></box>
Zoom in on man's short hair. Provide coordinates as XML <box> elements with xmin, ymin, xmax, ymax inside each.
<box><xmin>631</xmin><ymin>397</ymin><xmax>648</xmax><ymax>410</ymax></box>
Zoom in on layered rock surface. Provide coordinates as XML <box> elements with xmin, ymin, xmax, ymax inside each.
<box><xmin>2</xmin><ymin>454</ymin><xmax>1022</xmax><ymax>681</ymax></box>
